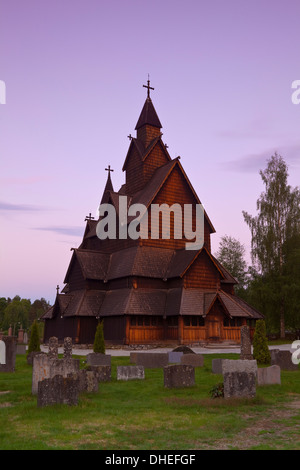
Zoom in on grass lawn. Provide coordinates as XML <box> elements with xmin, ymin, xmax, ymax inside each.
<box><xmin>0</xmin><ymin>353</ymin><xmax>299</xmax><ymax>450</ymax></box>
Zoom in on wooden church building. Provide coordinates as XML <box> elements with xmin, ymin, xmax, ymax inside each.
<box><xmin>42</xmin><ymin>82</ymin><xmax>263</xmax><ymax>345</ymax></box>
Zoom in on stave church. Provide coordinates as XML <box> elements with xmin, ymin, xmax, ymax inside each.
<box><xmin>42</xmin><ymin>81</ymin><xmax>263</xmax><ymax>345</ymax></box>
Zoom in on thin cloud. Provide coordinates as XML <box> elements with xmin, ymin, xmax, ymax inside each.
<box><xmin>33</xmin><ymin>226</ymin><xmax>83</xmax><ymax>237</ymax></box>
<box><xmin>0</xmin><ymin>201</ymin><xmax>47</xmax><ymax>212</ymax></box>
<box><xmin>220</xmin><ymin>145</ymin><xmax>300</xmax><ymax>173</ymax></box>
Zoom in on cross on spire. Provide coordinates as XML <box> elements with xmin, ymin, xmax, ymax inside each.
<box><xmin>143</xmin><ymin>76</ymin><xmax>154</xmax><ymax>99</ymax></box>
<box><xmin>85</xmin><ymin>212</ymin><xmax>94</xmax><ymax>221</ymax></box>
<box><xmin>105</xmin><ymin>165</ymin><xmax>114</xmax><ymax>175</ymax></box>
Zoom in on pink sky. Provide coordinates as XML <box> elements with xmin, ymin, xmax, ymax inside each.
<box><xmin>1</xmin><ymin>0</ymin><xmax>300</xmax><ymax>304</ymax></box>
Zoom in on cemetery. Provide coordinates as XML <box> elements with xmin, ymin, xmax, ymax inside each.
<box><xmin>0</xmin><ymin>326</ymin><xmax>299</xmax><ymax>450</ymax></box>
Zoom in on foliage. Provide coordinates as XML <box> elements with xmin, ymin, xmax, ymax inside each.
<box><xmin>27</xmin><ymin>320</ymin><xmax>41</xmax><ymax>354</ymax></box>
<box><xmin>93</xmin><ymin>321</ymin><xmax>105</xmax><ymax>354</ymax></box>
<box><xmin>209</xmin><ymin>382</ymin><xmax>224</xmax><ymax>398</ymax></box>
<box><xmin>0</xmin><ymin>295</ymin><xmax>51</xmax><ymax>334</ymax></box>
<box><xmin>214</xmin><ymin>235</ymin><xmax>248</xmax><ymax>293</ymax></box>
<box><xmin>2</xmin><ymin>296</ymin><xmax>31</xmax><ymax>333</ymax></box>
<box><xmin>242</xmin><ymin>154</ymin><xmax>300</xmax><ymax>337</ymax></box>
<box><xmin>253</xmin><ymin>320</ymin><xmax>271</xmax><ymax>365</ymax></box>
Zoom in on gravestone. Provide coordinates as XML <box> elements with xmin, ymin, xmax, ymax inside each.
<box><xmin>23</xmin><ymin>332</ymin><xmax>28</xmax><ymax>344</ymax></box>
<box><xmin>168</xmin><ymin>351</ymin><xmax>183</xmax><ymax>363</ymax></box>
<box><xmin>16</xmin><ymin>344</ymin><xmax>26</xmax><ymax>355</ymax></box>
<box><xmin>0</xmin><ymin>336</ymin><xmax>17</xmax><ymax>372</ymax></box>
<box><xmin>32</xmin><ymin>337</ymin><xmax>80</xmax><ymax>394</ymax></box>
<box><xmin>48</xmin><ymin>336</ymin><xmax>59</xmax><ymax>358</ymax></box>
<box><xmin>257</xmin><ymin>365</ymin><xmax>281</xmax><ymax>385</ymax></box>
<box><xmin>17</xmin><ymin>328</ymin><xmax>24</xmax><ymax>344</ymax></box>
<box><xmin>212</xmin><ymin>358</ymin><xmax>224</xmax><ymax>374</ymax></box>
<box><xmin>172</xmin><ymin>346</ymin><xmax>195</xmax><ymax>354</ymax></box>
<box><xmin>0</xmin><ymin>340</ymin><xmax>6</xmax><ymax>365</ymax></box>
<box><xmin>37</xmin><ymin>375</ymin><xmax>79</xmax><ymax>407</ymax></box>
<box><xmin>180</xmin><ymin>353</ymin><xmax>204</xmax><ymax>367</ymax></box>
<box><xmin>271</xmin><ymin>349</ymin><xmax>298</xmax><ymax>371</ymax></box>
<box><xmin>86</xmin><ymin>353</ymin><xmax>111</xmax><ymax>366</ymax></box>
<box><xmin>135</xmin><ymin>352</ymin><xmax>169</xmax><ymax>368</ymax></box>
<box><xmin>222</xmin><ymin>359</ymin><xmax>257</xmax><ymax>399</ymax></box>
<box><xmin>164</xmin><ymin>364</ymin><xmax>195</xmax><ymax>388</ymax></box>
<box><xmin>86</xmin><ymin>365</ymin><xmax>111</xmax><ymax>382</ymax></box>
<box><xmin>32</xmin><ymin>353</ymin><xmax>52</xmax><ymax>394</ymax></box>
<box><xmin>69</xmin><ymin>370</ymin><xmax>99</xmax><ymax>393</ymax></box>
<box><xmin>240</xmin><ymin>325</ymin><xmax>253</xmax><ymax>360</ymax></box>
<box><xmin>130</xmin><ymin>352</ymin><xmax>138</xmax><ymax>363</ymax></box>
<box><xmin>117</xmin><ymin>365</ymin><xmax>145</xmax><ymax>381</ymax></box>
<box><xmin>63</xmin><ymin>337</ymin><xmax>73</xmax><ymax>359</ymax></box>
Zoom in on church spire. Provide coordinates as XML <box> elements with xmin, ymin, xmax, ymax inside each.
<box><xmin>135</xmin><ymin>78</ymin><xmax>162</xmax><ymax>145</ymax></box>
<box><xmin>100</xmin><ymin>165</ymin><xmax>114</xmax><ymax>204</ymax></box>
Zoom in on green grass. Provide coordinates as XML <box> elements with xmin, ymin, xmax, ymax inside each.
<box><xmin>0</xmin><ymin>353</ymin><xmax>299</xmax><ymax>450</ymax></box>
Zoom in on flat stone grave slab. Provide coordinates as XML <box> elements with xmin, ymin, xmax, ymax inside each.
<box><xmin>86</xmin><ymin>365</ymin><xmax>111</xmax><ymax>382</ymax></box>
<box><xmin>168</xmin><ymin>351</ymin><xmax>183</xmax><ymax>363</ymax></box>
<box><xmin>222</xmin><ymin>359</ymin><xmax>257</xmax><ymax>399</ymax></box>
<box><xmin>180</xmin><ymin>353</ymin><xmax>204</xmax><ymax>367</ymax></box>
<box><xmin>164</xmin><ymin>364</ymin><xmax>195</xmax><ymax>388</ymax></box>
<box><xmin>271</xmin><ymin>350</ymin><xmax>298</xmax><ymax>371</ymax></box>
<box><xmin>37</xmin><ymin>375</ymin><xmax>79</xmax><ymax>407</ymax></box>
<box><xmin>257</xmin><ymin>365</ymin><xmax>281</xmax><ymax>386</ymax></box>
<box><xmin>117</xmin><ymin>365</ymin><xmax>145</xmax><ymax>381</ymax></box>
<box><xmin>135</xmin><ymin>352</ymin><xmax>169</xmax><ymax>368</ymax></box>
<box><xmin>86</xmin><ymin>353</ymin><xmax>111</xmax><ymax>366</ymax></box>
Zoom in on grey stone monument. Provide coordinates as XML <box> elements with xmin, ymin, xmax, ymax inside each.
<box><xmin>117</xmin><ymin>365</ymin><xmax>145</xmax><ymax>381</ymax></box>
<box><xmin>257</xmin><ymin>365</ymin><xmax>281</xmax><ymax>385</ymax></box>
<box><xmin>37</xmin><ymin>375</ymin><xmax>79</xmax><ymax>407</ymax></box>
<box><xmin>180</xmin><ymin>353</ymin><xmax>204</xmax><ymax>367</ymax></box>
<box><xmin>164</xmin><ymin>364</ymin><xmax>195</xmax><ymax>388</ymax></box>
<box><xmin>222</xmin><ymin>359</ymin><xmax>257</xmax><ymax>399</ymax></box>
<box><xmin>0</xmin><ymin>336</ymin><xmax>17</xmax><ymax>372</ymax></box>
<box><xmin>240</xmin><ymin>325</ymin><xmax>253</xmax><ymax>360</ymax></box>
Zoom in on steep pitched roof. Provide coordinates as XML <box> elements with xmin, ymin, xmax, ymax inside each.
<box><xmin>135</xmin><ymin>98</ymin><xmax>162</xmax><ymax>130</ymax></box>
<box><xmin>122</xmin><ymin>135</ymin><xmax>171</xmax><ymax>172</ymax></box>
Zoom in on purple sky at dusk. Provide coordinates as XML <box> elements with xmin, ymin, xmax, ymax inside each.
<box><xmin>1</xmin><ymin>0</ymin><xmax>299</xmax><ymax>305</ymax></box>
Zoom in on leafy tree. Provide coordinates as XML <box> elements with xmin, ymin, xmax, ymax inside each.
<box><xmin>2</xmin><ymin>296</ymin><xmax>31</xmax><ymax>333</ymax></box>
<box><xmin>93</xmin><ymin>321</ymin><xmax>105</xmax><ymax>354</ymax></box>
<box><xmin>29</xmin><ymin>298</ymin><xmax>51</xmax><ymax>323</ymax></box>
<box><xmin>0</xmin><ymin>297</ymin><xmax>8</xmax><ymax>328</ymax></box>
<box><xmin>27</xmin><ymin>320</ymin><xmax>41</xmax><ymax>354</ymax></box>
<box><xmin>243</xmin><ymin>153</ymin><xmax>300</xmax><ymax>337</ymax></box>
<box><xmin>215</xmin><ymin>235</ymin><xmax>248</xmax><ymax>294</ymax></box>
<box><xmin>253</xmin><ymin>319</ymin><xmax>271</xmax><ymax>364</ymax></box>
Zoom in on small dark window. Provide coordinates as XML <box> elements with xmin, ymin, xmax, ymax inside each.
<box><xmin>144</xmin><ymin>317</ymin><xmax>150</xmax><ymax>326</ymax></box>
<box><xmin>191</xmin><ymin>317</ymin><xmax>197</xmax><ymax>326</ymax></box>
<box><xmin>183</xmin><ymin>317</ymin><xmax>190</xmax><ymax>326</ymax></box>
<box><xmin>130</xmin><ymin>316</ymin><xmax>136</xmax><ymax>326</ymax></box>
<box><xmin>137</xmin><ymin>317</ymin><xmax>143</xmax><ymax>326</ymax></box>
<box><xmin>151</xmin><ymin>317</ymin><xmax>157</xmax><ymax>326</ymax></box>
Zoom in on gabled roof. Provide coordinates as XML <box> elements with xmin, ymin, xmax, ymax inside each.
<box><xmin>122</xmin><ymin>134</ymin><xmax>171</xmax><ymax>172</ymax></box>
<box><xmin>135</xmin><ymin>97</ymin><xmax>162</xmax><ymax>130</ymax></box>
<box><xmin>43</xmin><ymin>287</ymin><xmax>263</xmax><ymax>320</ymax></box>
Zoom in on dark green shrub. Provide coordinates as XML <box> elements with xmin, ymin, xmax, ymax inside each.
<box><xmin>27</xmin><ymin>320</ymin><xmax>41</xmax><ymax>354</ymax></box>
<box><xmin>253</xmin><ymin>319</ymin><xmax>271</xmax><ymax>364</ymax></box>
<box><xmin>93</xmin><ymin>321</ymin><xmax>105</xmax><ymax>354</ymax></box>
